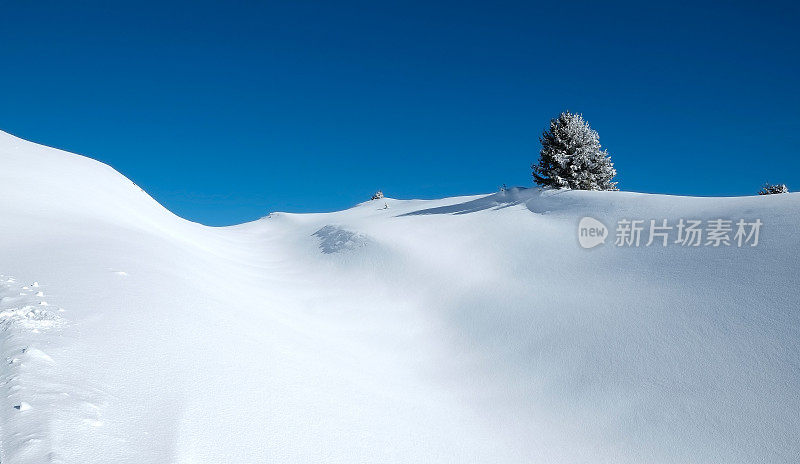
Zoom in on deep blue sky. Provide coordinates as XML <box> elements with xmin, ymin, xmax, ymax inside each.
<box><xmin>1</xmin><ymin>1</ymin><xmax>798</xmax><ymax>225</ymax></box>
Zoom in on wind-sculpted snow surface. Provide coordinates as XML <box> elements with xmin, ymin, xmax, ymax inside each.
<box><xmin>0</xmin><ymin>129</ymin><xmax>799</xmax><ymax>463</ymax></box>
<box><xmin>313</xmin><ymin>225</ymin><xmax>368</xmax><ymax>253</ymax></box>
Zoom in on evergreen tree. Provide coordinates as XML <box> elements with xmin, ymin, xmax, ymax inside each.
<box><xmin>758</xmin><ymin>183</ymin><xmax>789</xmax><ymax>195</ymax></box>
<box><xmin>532</xmin><ymin>111</ymin><xmax>618</xmax><ymax>190</ymax></box>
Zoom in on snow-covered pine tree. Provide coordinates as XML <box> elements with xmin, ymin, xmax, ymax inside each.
<box><xmin>532</xmin><ymin>111</ymin><xmax>618</xmax><ymax>190</ymax></box>
<box><xmin>758</xmin><ymin>183</ymin><xmax>789</xmax><ymax>195</ymax></box>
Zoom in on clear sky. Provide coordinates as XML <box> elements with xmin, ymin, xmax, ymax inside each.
<box><xmin>1</xmin><ymin>1</ymin><xmax>798</xmax><ymax>225</ymax></box>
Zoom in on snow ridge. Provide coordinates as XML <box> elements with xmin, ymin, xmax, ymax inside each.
<box><xmin>1</xmin><ymin>130</ymin><xmax>799</xmax><ymax>462</ymax></box>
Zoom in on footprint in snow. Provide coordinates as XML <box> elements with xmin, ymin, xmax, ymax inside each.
<box><xmin>14</xmin><ymin>402</ymin><xmax>32</xmax><ymax>411</ymax></box>
<box><xmin>25</xmin><ymin>348</ymin><xmax>55</xmax><ymax>364</ymax></box>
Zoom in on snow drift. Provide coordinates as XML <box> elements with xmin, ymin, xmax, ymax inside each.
<box><xmin>0</xmin><ymin>129</ymin><xmax>798</xmax><ymax>463</ymax></box>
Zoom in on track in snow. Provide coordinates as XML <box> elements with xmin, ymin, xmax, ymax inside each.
<box><xmin>0</xmin><ymin>276</ymin><xmax>104</xmax><ymax>463</ymax></box>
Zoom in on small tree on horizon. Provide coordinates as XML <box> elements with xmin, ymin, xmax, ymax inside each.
<box><xmin>532</xmin><ymin>111</ymin><xmax>618</xmax><ymax>191</ymax></box>
<box><xmin>758</xmin><ymin>183</ymin><xmax>789</xmax><ymax>195</ymax></box>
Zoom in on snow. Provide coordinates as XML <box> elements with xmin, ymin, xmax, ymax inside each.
<box><xmin>0</xmin><ymin>129</ymin><xmax>799</xmax><ymax>462</ymax></box>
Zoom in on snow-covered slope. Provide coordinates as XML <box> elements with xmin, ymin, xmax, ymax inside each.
<box><xmin>0</xmin><ymin>129</ymin><xmax>798</xmax><ymax>463</ymax></box>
